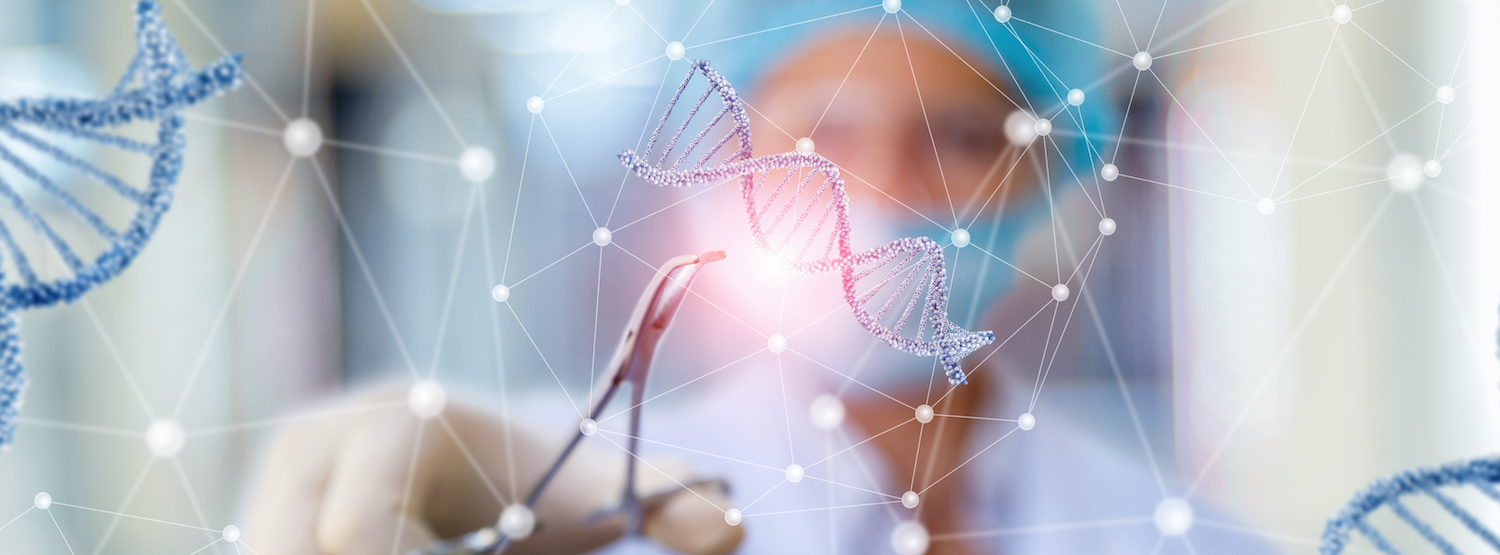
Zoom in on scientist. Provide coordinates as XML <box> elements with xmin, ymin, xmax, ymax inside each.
<box><xmin>245</xmin><ymin>5</ymin><xmax>1272</xmax><ymax>555</ymax></box>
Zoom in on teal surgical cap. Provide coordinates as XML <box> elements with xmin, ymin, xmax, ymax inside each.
<box><xmin>686</xmin><ymin>0</ymin><xmax>1119</xmax><ymax>172</ymax></box>
<box><xmin>431</xmin><ymin>0</ymin><xmax>1119</xmax><ymax>174</ymax></box>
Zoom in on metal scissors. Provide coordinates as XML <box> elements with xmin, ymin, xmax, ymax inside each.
<box><xmin>411</xmin><ymin>250</ymin><xmax>728</xmax><ymax>555</ymax></box>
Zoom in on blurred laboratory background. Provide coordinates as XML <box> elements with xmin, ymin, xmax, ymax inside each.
<box><xmin>0</xmin><ymin>0</ymin><xmax>1495</xmax><ymax>553</ymax></box>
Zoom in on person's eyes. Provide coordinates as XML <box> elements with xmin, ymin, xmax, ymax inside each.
<box><xmin>931</xmin><ymin>112</ymin><xmax>1008</xmax><ymax>166</ymax></box>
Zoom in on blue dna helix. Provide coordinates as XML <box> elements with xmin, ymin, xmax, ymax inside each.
<box><xmin>618</xmin><ymin>60</ymin><xmax>994</xmax><ymax>385</ymax></box>
<box><xmin>1319</xmin><ymin>312</ymin><xmax>1500</xmax><ymax>554</ymax></box>
<box><xmin>1320</xmin><ymin>457</ymin><xmax>1500</xmax><ymax>555</ymax></box>
<box><xmin>0</xmin><ymin>0</ymin><xmax>243</xmax><ymax>449</ymax></box>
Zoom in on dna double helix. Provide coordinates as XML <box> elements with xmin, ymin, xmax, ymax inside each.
<box><xmin>1320</xmin><ymin>456</ymin><xmax>1500</xmax><ymax>555</ymax></box>
<box><xmin>618</xmin><ymin>60</ymin><xmax>994</xmax><ymax>385</ymax></box>
<box><xmin>0</xmin><ymin>0</ymin><xmax>244</xmax><ymax>448</ymax></box>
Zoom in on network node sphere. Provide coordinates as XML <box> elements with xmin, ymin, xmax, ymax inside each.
<box><xmin>994</xmin><ymin>5</ymin><xmax>1012</xmax><ymax>23</ymax></box>
<box><xmin>222</xmin><ymin>525</ymin><xmax>241</xmax><ymax>543</ymax></box>
<box><xmin>459</xmin><ymin>146</ymin><xmax>495</xmax><ymax>183</ymax></box>
<box><xmin>1132</xmin><ymin>51</ymin><xmax>1153</xmax><ymax>71</ymax></box>
<box><xmin>891</xmin><ymin>521</ymin><xmax>930</xmax><ymax>555</ymax></box>
<box><xmin>951</xmin><ymin>228</ymin><xmax>970</xmax><ymax>248</ymax></box>
<box><xmin>283</xmin><ymin>118</ymin><xmax>323</xmax><ymax>158</ymax></box>
<box><xmin>796</xmin><ymin>137</ymin><xmax>815</xmax><ymax>154</ymax></box>
<box><xmin>1386</xmin><ymin>153</ymin><xmax>1425</xmax><ymax>192</ymax></box>
<box><xmin>1033</xmin><ymin>117</ymin><xmax>1052</xmax><ymax>137</ymax></box>
<box><xmin>498</xmin><ymin>505</ymin><xmax>537</xmax><ymax>540</ymax></box>
<box><xmin>1332</xmin><ymin>4</ymin><xmax>1352</xmax><ymax>25</ymax></box>
<box><xmin>491</xmin><ymin>284</ymin><xmax>510</xmax><ymax>303</ymax></box>
<box><xmin>1004</xmin><ymin>110</ymin><xmax>1038</xmax><ymax>145</ymax></box>
<box><xmin>593</xmin><ymin>227</ymin><xmax>612</xmax><ymax>247</ymax></box>
<box><xmin>915</xmin><ymin>404</ymin><xmax>934</xmax><ymax>424</ymax></box>
<box><xmin>1424</xmin><ymin>159</ymin><xmax>1442</xmax><ymax>178</ymax></box>
<box><xmin>809</xmin><ymin>394</ymin><xmax>845</xmax><ymax>430</ymax></box>
<box><xmin>1051</xmin><ymin>283</ymin><xmax>1070</xmax><ymax>302</ymax></box>
<box><xmin>883</xmin><ymin>0</ymin><xmax>901</xmax><ymax>14</ymax></box>
<box><xmin>785</xmin><ymin>464</ymin><xmax>805</xmax><ymax>483</ymax></box>
<box><xmin>1436</xmin><ymin>85</ymin><xmax>1455</xmax><ymax>105</ymax></box>
<box><xmin>665</xmin><ymin>41</ymin><xmax>685</xmax><ymax>61</ymax></box>
<box><xmin>1018</xmin><ymin>412</ymin><xmax>1036</xmax><ymax>431</ymax></box>
<box><xmin>1099</xmin><ymin>218</ymin><xmax>1117</xmax><ymax>236</ymax></box>
<box><xmin>1101</xmin><ymin>163</ymin><xmax>1119</xmax><ymax>182</ymax></box>
<box><xmin>408</xmin><ymin>380</ymin><xmax>447</xmax><ymax>419</ymax></box>
<box><xmin>1067</xmin><ymin>88</ymin><xmax>1085</xmax><ymax>106</ymax></box>
<box><xmin>902</xmin><ymin>491</ymin><xmax>920</xmax><ymax>509</ymax></box>
<box><xmin>724</xmin><ymin>508</ymin><xmax>743</xmax><ymax>526</ymax></box>
<box><xmin>526</xmin><ymin>96</ymin><xmax>545</xmax><ymax>114</ymax></box>
<box><xmin>580</xmin><ymin>418</ymin><xmax>598</xmax><ymax>436</ymax></box>
<box><xmin>146</xmin><ymin>419</ymin><xmax>185</xmax><ymax>458</ymax></box>
<box><xmin>33</xmin><ymin>492</ymin><xmax>51</xmax><ymax>510</ymax></box>
<box><xmin>614</xmin><ymin>0</ymin><xmax>629</xmax><ymax>5</ymax></box>
<box><xmin>1155</xmin><ymin>497</ymin><xmax>1195</xmax><ymax>536</ymax></box>
<box><xmin>767</xmin><ymin>334</ymin><xmax>787</xmax><ymax>354</ymax></box>
<box><xmin>1257</xmin><ymin>198</ymin><xmax>1276</xmax><ymax>216</ymax></box>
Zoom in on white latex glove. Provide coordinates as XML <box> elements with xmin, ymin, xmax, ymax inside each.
<box><xmin>245</xmin><ymin>388</ymin><xmax>742</xmax><ymax>555</ymax></box>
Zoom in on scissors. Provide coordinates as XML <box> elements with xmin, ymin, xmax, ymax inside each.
<box><xmin>411</xmin><ymin>250</ymin><xmax>728</xmax><ymax>555</ymax></box>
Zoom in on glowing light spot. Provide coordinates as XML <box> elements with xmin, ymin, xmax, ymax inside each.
<box><xmin>1155</xmin><ymin>498</ymin><xmax>1194</xmax><ymax>536</ymax></box>
<box><xmin>809</xmin><ymin>395</ymin><xmax>845</xmax><ymax>430</ymax></box>
<box><xmin>785</xmin><ymin>464</ymin><xmax>804</xmax><ymax>483</ymax></box>
<box><xmin>408</xmin><ymin>380</ymin><xmax>447</xmax><ymax>419</ymax></box>
<box><xmin>1387</xmin><ymin>153</ymin><xmax>1425</xmax><ymax>192</ymax></box>
<box><xmin>498</xmin><ymin>505</ymin><xmax>537</xmax><ymax>539</ymax></box>
<box><xmin>146</xmin><ymin>419</ymin><xmax>185</xmax><ymax>458</ymax></box>
<box><xmin>1332</xmin><ymin>5</ymin><xmax>1352</xmax><ymax>25</ymax></box>
<box><xmin>768</xmin><ymin>334</ymin><xmax>787</xmax><ymax>354</ymax></box>
<box><xmin>459</xmin><ymin>146</ymin><xmax>495</xmax><ymax>183</ymax></box>
<box><xmin>1436</xmin><ymin>85</ymin><xmax>1455</xmax><ymax>105</ymax></box>
<box><xmin>283</xmin><ymin>119</ymin><xmax>322</xmax><ymax>158</ymax></box>
<box><xmin>891</xmin><ymin>521</ymin><xmax>930</xmax><ymax>555</ymax></box>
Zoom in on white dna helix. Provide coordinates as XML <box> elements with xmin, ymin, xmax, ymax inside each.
<box><xmin>618</xmin><ymin>60</ymin><xmax>994</xmax><ymax>385</ymax></box>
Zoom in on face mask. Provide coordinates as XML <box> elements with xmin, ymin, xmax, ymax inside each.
<box><xmin>670</xmin><ymin>183</ymin><xmax>1047</xmax><ymax>394</ymax></box>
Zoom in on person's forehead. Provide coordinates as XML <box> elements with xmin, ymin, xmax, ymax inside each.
<box><xmin>759</xmin><ymin>26</ymin><xmax>1006</xmax><ymax>96</ymax></box>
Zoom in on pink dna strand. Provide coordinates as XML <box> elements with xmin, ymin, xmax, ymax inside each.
<box><xmin>618</xmin><ymin>60</ymin><xmax>994</xmax><ymax>385</ymax></box>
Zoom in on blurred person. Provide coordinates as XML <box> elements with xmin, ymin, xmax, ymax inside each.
<box><xmin>246</xmin><ymin>9</ymin><xmax>1273</xmax><ymax>555</ymax></box>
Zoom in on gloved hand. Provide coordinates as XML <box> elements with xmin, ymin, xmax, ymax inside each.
<box><xmin>245</xmin><ymin>387</ymin><xmax>743</xmax><ymax>555</ymax></box>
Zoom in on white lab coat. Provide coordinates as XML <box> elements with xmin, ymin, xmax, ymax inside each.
<box><xmin>544</xmin><ymin>364</ymin><xmax>1281</xmax><ymax>555</ymax></box>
